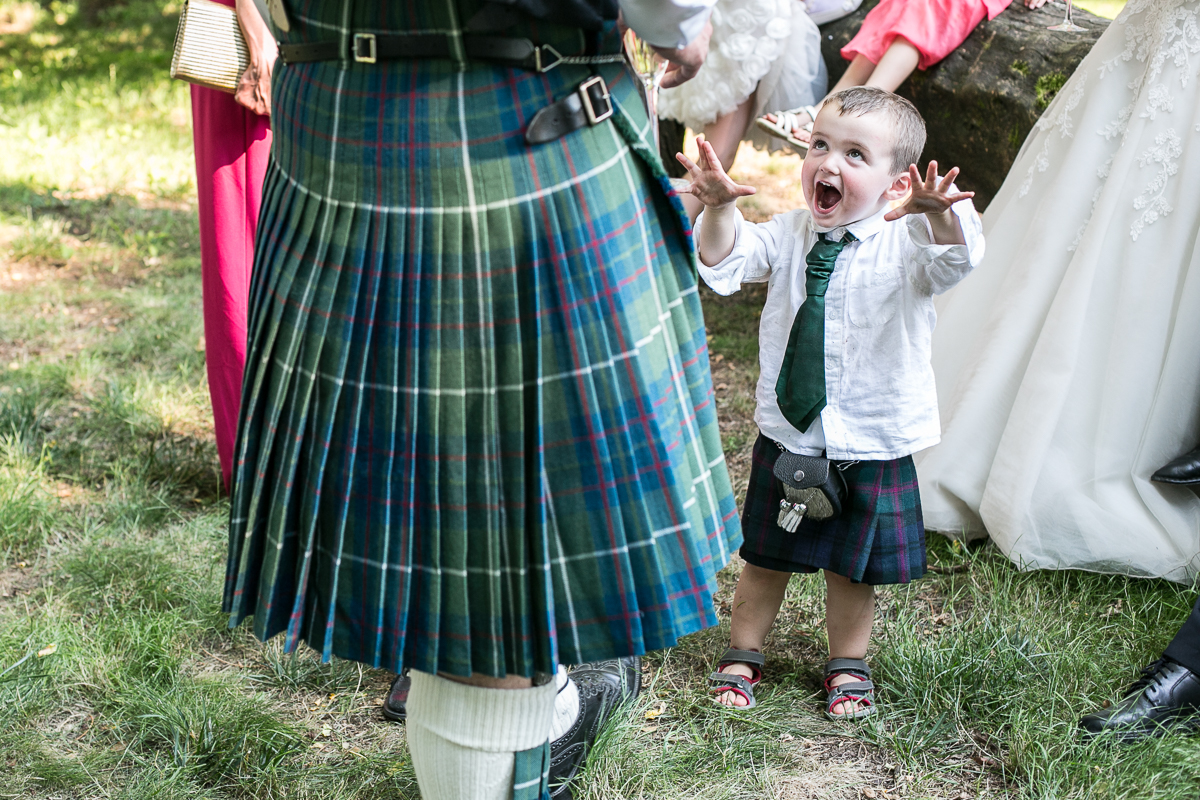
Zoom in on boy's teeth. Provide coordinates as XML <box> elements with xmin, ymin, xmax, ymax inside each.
<box><xmin>814</xmin><ymin>181</ymin><xmax>841</xmax><ymax>213</ymax></box>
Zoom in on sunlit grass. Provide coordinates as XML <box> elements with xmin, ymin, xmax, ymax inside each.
<box><xmin>0</xmin><ymin>0</ymin><xmax>195</xmax><ymax>196</ymax></box>
<box><xmin>1075</xmin><ymin>0</ymin><xmax>1127</xmax><ymax>19</ymax></box>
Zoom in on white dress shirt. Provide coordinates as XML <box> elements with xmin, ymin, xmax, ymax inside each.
<box><xmin>696</xmin><ymin>200</ymin><xmax>984</xmax><ymax>460</ymax></box>
<box><xmin>619</xmin><ymin>0</ymin><xmax>715</xmax><ymax>49</ymax></box>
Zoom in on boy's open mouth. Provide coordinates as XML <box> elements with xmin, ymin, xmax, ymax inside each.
<box><xmin>814</xmin><ymin>180</ymin><xmax>842</xmax><ymax>214</ymax></box>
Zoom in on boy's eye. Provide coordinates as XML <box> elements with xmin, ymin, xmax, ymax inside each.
<box><xmin>812</xmin><ymin>139</ymin><xmax>828</xmax><ymax>151</ymax></box>
<box><xmin>848</xmin><ymin>149</ymin><xmax>863</xmax><ymax>160</ymax></box>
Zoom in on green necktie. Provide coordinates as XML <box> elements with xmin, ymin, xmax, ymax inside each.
<box><xmin>775</xmin><ymin>231</ymin><xmax>855</xmax><ymax>433</ymax></box>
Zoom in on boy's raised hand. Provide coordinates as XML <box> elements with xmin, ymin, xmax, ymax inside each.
<box><xmin>676</xmin><ymin>137</ymin><xmax>756</xmax><ymax>209</ymax></box>
<box><xmin>884</xmin><ymin>161</ymin><xmax>974</xmax><ymax>222</ymax></box>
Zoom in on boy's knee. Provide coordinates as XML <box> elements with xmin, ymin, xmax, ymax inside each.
<box><xmin>823</xmin><ymin>570</ymin><xmax>871</xmax><ymax>594</ymax></box>
<box><xmin>742</xmin><ymin>562</ymin><xmax>793</xmax><ymax>585</ymax></box>
<box><xmin>822</xmin><ymin>569</ymin><xmax>851</xmax><ymax>586</ymax></box>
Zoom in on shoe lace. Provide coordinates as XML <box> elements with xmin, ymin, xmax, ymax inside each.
<box><xmin>1126</xmin><ymin>658</ymin><xmax>1171</xmax><ymax>697</ymax></box>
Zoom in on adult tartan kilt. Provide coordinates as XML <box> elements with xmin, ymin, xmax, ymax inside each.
<box><xmin>222</xmin><ymin>1</ymin><xmax>741</xmax><ymax>680</ymax></box>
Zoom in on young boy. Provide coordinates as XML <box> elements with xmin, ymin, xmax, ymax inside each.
<box><xmin>678</xmin><ymin>86</ymin><xmax>983</xmax><ymax>717</ymax></box>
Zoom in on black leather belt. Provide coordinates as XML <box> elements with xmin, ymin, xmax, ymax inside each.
<box><xmin>279</xmin><ymin>31</ymin><xmax>623</xmax><ymax>74</ymax></box>
<box><xmin>524</xmin><ymin>75</ymin><xmax>613</xmax><ymax>145</ymax></box>
<box><xmin>280</xmin><ymin>32</ymin><xmax>620</xmax><ymax>146</ymax></box>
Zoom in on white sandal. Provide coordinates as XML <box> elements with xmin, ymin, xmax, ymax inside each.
<box><xmin>754</xmin><ymin>105</ymin><xmax>819</xmax><ymax>155</ymax></box>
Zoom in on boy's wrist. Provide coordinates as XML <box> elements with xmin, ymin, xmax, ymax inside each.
<box><xmin>925</xmin><ymin>205</ymin><xmax>967</xmax><ymax>246</ymax></box>
<box><xmin>704</xmin><ymin>201</ymin><xmax>738</xmax><ymax>216</ymax></box>
<box><xmin>925</xmin><ymin>208</ymin><xmax>955</xmax><ymax>225</ymax></box>
<box><xmin>696</xmin><ymin>201</ymin><xmax>738</xmax><ymax>267</ymax></box>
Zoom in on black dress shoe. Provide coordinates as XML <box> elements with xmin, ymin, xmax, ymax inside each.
<box><xmin>1080</xmin><ymin>658</ymin><xmax>1200</xmax><ymax>741</ymax></box>
<box><xmin>548</xmin><ymin>656</ymin><xmax>641</xmax><ymax>799</ymax></box>
<box><xmin>381</xmin><ymin>670</ymin><xmax>410</xmax><ymax>722</ymax></box>
<box><xmin>1151</xmin><ymin>444</ymin><xmax>1200</xmax><ymax>485</ymax></box>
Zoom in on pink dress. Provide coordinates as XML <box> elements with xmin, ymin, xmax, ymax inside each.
<box><xmin>841</xmin><ymin>0</ymin><xmax>1013</xmax><ymax>71</ymax></box>
<box><xmin>189</xmin><ymin>3</ymin><xmax>271</xmax><ymax>488</ymax></box>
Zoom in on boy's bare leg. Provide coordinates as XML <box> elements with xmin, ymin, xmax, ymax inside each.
<box><xmin>824</xmin><ymin>569</ymin><xmax>875</xmax><ymax>715</ymax></box>
<box><xmin>682</xmin><ymin>94</ymin><xmax>757</xmax><ymax>223</ymax></box>
<box><xmin>713</xmin><ymin>562</ymin><xmax>792</xmax><ymax>706</ymax></box>
<box><xmin>785</xmin><ymin>39</ymin><xmax>922</xmax><ymax>144</ymax></box>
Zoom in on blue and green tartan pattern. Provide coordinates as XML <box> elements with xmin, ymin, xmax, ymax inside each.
<box><xmin>223</xmin><ymin>0</ymin><xmax>741</xmax><ymax>679</ymax></box>
<box><xmin>512</xmin><ymin>740</ymin><xmax>552</xmax><ymax>800</ymax></box>
<box><xmin>739</xmin><ymin>435</ymin><xmax>926</xmax><ymax>585</ymax></box>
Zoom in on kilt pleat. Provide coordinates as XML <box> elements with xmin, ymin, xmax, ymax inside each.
<box><xmin>223</xmin><ymin>8</ymin><xmax>741</xmax><ymax>678</ymax></box>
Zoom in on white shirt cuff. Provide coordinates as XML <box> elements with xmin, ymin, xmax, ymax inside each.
<box><xmin>906</xmin><ymin>197</ymin><xmax>984</xmax><ymax>293</ymax></box>
<box><xmin>619</xmin><ymin>0</ymin><xmax>715</xmax><ymax>49</ymax></box>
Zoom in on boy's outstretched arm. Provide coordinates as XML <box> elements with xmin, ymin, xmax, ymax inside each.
<box><xmin>883</xmin><ymin>161</ymin><xmax>975</xmax><ymax>245</ymax></box>
<box><xmin>676</xmin><ymin>138</ymin><xmax>756</xmax><ymax>266</ymax></box>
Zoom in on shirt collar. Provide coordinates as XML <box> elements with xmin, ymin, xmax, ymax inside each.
<box><xmin>810</xmin><ymin>203</ymin><xmax>891</xmax><ymax>243</ymax></box>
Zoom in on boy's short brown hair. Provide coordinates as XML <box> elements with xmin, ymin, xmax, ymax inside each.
<box><xmin>824</xmin><ymin>86</ymin><xmax>926</xmax><ymax>174</ymax></box>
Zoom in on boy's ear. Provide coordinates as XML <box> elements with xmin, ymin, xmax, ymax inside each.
<box><xmin>883</xmin><ymin>168</ymin><xmax>911</xmax><ymax>202</ymax></box>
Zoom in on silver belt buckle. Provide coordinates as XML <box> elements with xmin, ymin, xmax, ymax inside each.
<box><xmin>353</xmin><ymin>32</ymin><xmax>377</xmax><ymax>63</ymax></box>
<box><xmin>578</xmin><ymin>75</ymin><xmax>613</xmax><ymax>125</ymax></box>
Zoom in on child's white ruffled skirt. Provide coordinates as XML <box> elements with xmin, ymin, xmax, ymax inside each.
<box><xmin>657</xmin><ymin>0</ymin><xmax>827</xmax><ymax>150</ymax></box>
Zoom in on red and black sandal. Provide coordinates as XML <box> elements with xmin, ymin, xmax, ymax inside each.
<box><xmin>823</xmin><ymin>658</ymin><xmax>877</xmax><ymax>720</ymax></box>
<box><xmin>707</xmin><ymin>647</ymin><xmax>766</xmax><ymax>709</ymax></box>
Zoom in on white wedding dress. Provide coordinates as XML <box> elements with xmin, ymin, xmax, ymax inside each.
<box><xmin>657</xmin><ymin>0</ymin><xmax>827</xmax><ymax>150</ymax></box>
<box><xmin>916</xmin><ymin>0</ymin><xmax>1200</xmax><ymax>582</ymax></box>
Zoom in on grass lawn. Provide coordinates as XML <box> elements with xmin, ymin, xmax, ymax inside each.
<box><xmin>3</xmin><ymin>1</ymin><xmax>1198</xmax><ymax>798</ymax></box>
<box><xmin>1074</xmin><ymin>1</ymin><xmax>1127</xmax><ymax>20</ymax></box>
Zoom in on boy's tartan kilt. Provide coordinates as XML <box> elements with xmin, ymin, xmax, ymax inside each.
<box><xmin>740</xmin><ymin>435</ymin><xmax>927</xmax><ymax>585</ymax></box>
<box><xmin>222</xmin><ymin>1</ymin><xmax>741</xmax><ymax>681</ymax></box>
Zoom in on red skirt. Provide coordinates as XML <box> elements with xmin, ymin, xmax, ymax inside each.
<box><xmin>190</xmin><ymin>85</ymin><xmax>270</xmax><ymax>488</ymax></box>
<box><xmin>841</xmin><ymin>0</ymin><xmax>1012</xmax><ymax>70</ymax></box>
<box><xmin>188</xmin><ymin>0</ymin><xmax>271</xmax><ymax>488</ymax></box>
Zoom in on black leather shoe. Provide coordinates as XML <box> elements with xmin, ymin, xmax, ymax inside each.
<box><xmin>1151</xmin><ymin>444</ymin><xmax>1200</xmax><ymax>485</ymax></box>
<box><xmin>1080</xmin><ymin>658</ymin><xmax>1200</xmax><ymax>741</ymax></box>
<box><xmin>381</xmin><ymin>670</ymin><xmax>410</xmax><ymax>722</ymax></box>
<box><xmin>548</xmin><ymin>656</ymin><xmax>641</xmax><ymax>799</ymax></box>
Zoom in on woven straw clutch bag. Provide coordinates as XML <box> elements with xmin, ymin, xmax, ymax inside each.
<box><xmin>170</xmin><ymin>0</ymin><xmax>249</xmax><ymax>94</ymax></box>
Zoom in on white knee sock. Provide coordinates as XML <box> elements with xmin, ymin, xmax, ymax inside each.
<box><xmin>406</xmin><ymin>670</ymin><xmax>557</xmax><ymax>800</ymax></box>
<box><xmin>549</xmin><ymin>665</ymin><xmax>581</xmax><ymax>741</ymax></box>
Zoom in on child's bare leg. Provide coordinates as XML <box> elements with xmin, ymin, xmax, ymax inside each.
<box><xmin>859</xmin><ymin>36</ymin><xmax>920</xmax><ymax>92</ymax></box>
<box><xmin>823</xmin><ymin>569</ymin><xmax>875</xmax><ymax>716</ymax></box>
<box><xmin>826</xmin><ymin>53</ymin><xmax>878</xmax><ymax>96</ymax></box>
<box><xmin>762</xmin><ymin>55</ymin><xmax>874</xmax><ymax>143</ymax></box>
<box><xmin>714</xmin><ymin>562</ymin><xmax>791</xmax><ymax>707</ymax></box>
<box><xmin>682</xmin><ymin>94</ymin><xmax>756</xmax><ymax>223</ymax></box>
<box><xmin>785</xmin><ymin>40</ymin><xmax>922</xmax><ymax>143</ymax></box>
<box><xmin>705</xmin><ymin>94</ymin><xmax>756</xmax><ymax>175</ymax></box>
